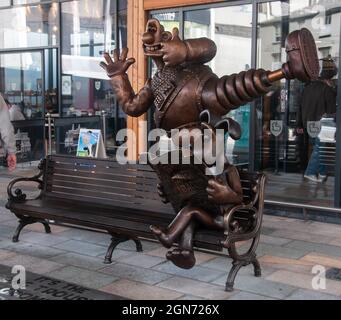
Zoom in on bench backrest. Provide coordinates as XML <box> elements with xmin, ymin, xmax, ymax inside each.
<box><xmin>43</xmin><ymin>155</ymin><xmax>264</xmax><ymax>217</ymax></box>
<box><xmin>43</xmin><ymin>155</ymin><xmax>175</xmax><ymax>216</ymax></box>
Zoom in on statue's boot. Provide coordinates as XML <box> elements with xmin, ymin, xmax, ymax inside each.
<box><xmin>166</xmin><ymin>221</ymin><xmax>196</xmax><ymax>269</ymax></box>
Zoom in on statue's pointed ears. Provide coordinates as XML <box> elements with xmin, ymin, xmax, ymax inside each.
<box><xmin>199</xmin><ymin>110</ymin><xmax>242</xmax><ymax>141</ymax></box>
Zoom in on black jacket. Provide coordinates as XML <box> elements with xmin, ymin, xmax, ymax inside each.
<box><xmin>297</xmin><ymin>80</ymin><xmax>337</xmax><ymax>128</ymax></box>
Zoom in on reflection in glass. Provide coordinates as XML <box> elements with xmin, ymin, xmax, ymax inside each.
<box><xmin>54</xmin><ymin>116</ymin><xmax>101</xmax><ymax>155</ymax></box>
<box><xmin>61</xmin><ymin>0</ymin><xmax>117</xmax><ymax>117</ymax></box>
<box><xmin>184</xmin><ymin>5</ymin><xmax>252</xmax><ymax>165</ymax></box>
<box><xmin>61</xmin><ymin>0</ymin><xmax>127</xmax><ymax>155</ymax></box>
<box><xmin>0</xmin><ymin>51</ymin><xmax>44</xmax><ymax>119</ymax></box>
<box><xmin>256</xmin><ymin>0</ymin><xmax>340</xmax><ymax>207</ymax></box>
<box><xmin>0</xmin><ymin>3</ymin><xmax>59</xmax><ymax>49</ymax></box>
<box><xmin>12</xmin><ymin>119</ymin><xmax>45</xmax><ymax>163</ymax></box>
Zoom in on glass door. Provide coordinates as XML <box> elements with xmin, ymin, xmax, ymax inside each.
<box><xmin>0</xmin><ymin>50</ymin><xmax>45</xmax><ymax>119</ymax></box>
<box><xmin>255</xmin><ymin>0</ymin><xmax>340</xmax><ymax>207</ymax></box>
<box><xmin>184</xmin><ymin>4</ymin><xmax>253</xmax><ymax>166</ymax></box>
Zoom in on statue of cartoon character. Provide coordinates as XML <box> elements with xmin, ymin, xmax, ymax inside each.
<box><xmin>100</xmin><ymin>18</ymin><xmax>319</xmax><ymax>269</ymax></box>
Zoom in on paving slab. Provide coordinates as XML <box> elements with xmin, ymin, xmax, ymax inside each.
<box><xmin>57</xmin><ymin>228</ymin><xmax>110</xmax><ymax>244</ymax></box>
<box><xmin>0</xmin><ymin>249</ymin><xmax>17</xmax><ymax>260</ymax></box>
<box><xmin>212</xmin><ymin>273</ymin><xmax>296</xmax><ymax>300</ymax></box>
<box><xmin>285</xmin><ymin>240</ymin><xmax>341</xmax><ymax>258</ymax></box>
<box><xmin>266</xmin><ymin>270</ymin><xmax>341</xmax><ymax>296</ymax></box>
<box><xmin>17</xmin><ymin>232</ymin><xmax>70</xmax><ymax>247</ymax></box>
<box><xmin>100</xmin><ymin>263</ymin><xmax>173</xmax><ymax>285</ymax></box>
<box><xmin>228</xmin><ymin>291</ymin><xmax>276</xmax><ymax>300</ymax></box>
<box><xmin>157</xmin><ymin>276</ymin><xmax>237</xmax><ymax>300</ymax></box>
<box><xmin>50</xmin><ymin>252</ymin><xmax>111</xmax><ymax>271</ymax></box>
<box><xmin>4</xmin><ymin>242</ymin><xmax>65</xmax><ymax>259</ymax></box>
<box><xmin>254</xmin><ymin>243</ymin><xmax>309</xmax><ymax>259</ymax></box>
<box><xmin>177</xmin><ymin>295</ymin><xmax>205</xmax><ymax>300</ymax></box>
<box><xmin>0</xmin><ymin>225</ymin><xmax>22</xmax><ymax>239</ymax></box>
<box><xmin>46</xmin><ymin>266</ymin><xmax>117</xmax><ymax>290</ymax></box>
<box><xmin>53</xmin><ymin>240</ymin><xmax>107</xmax><ymax>257</ymax></box>
<box><xmin>285</xmin><ymin>288</ymin><xmax>340</xmax><ymax>300</ymax></box>
<box><xmin>259</xmin><ymin>255</ymin><xmax>315</xmax><ymax>274</ymax></box>
<box><xmin>329</xmin><ymin>238</ymin><xmax>341</xmax><ymax>247</ymax></box>
<box><xmin>116</xmin><ymin>240</ymin><xmax>161</xmax><ymax>252</ymax></box>
<box><xmin>299</xmin><ymin>253</ymin><xmax>341</xmax><ymax>269</ymax></box>
<box><xmin>101</xmin><ymin>279</ymin><xmax>183</xmax><ymax>300</ymax></box>
<box><xmin>97</xmin><ymin>248</ymin><xmax>137</xmax><ymax>261</ymax></box>
<box><xmin>153</xmin><ymin>261</ymin><xmax>226</xmax><ymax>283</ymax></box>
<box><xmin>259</xmin><ymin>234</ymin><xmax>293</xmax><ymax>246</ymax></box>
<box><xmin>1</xmin><ymin>253</ymin><xmax>64</xmax><ymax>274</ymax></box>
<box><xmin>270</xmin><ymin>229</ymin><xmax>336</xmax><ymax>246</ymax></box>
<box><xmin>119</xmin><ymin>252</ymin><xmax>166</xmax><ymax>268</ymax></box>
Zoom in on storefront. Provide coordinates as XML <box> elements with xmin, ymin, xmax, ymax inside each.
<box><xmin>145</xmin><ymin>0</ymin><xmax>341</xmax><ymax>219</ymax></box>
<box><xmin>0</xmin><ymin>0</ymin><xmax>340</xmax><ymax>218</ymax></box>
<box><xmin>0</xmin><ymin>0</ymin><xmax>127</xmax><ymax>161</ymax></box>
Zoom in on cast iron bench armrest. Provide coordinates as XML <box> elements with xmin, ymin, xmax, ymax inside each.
<box><xmin>221</xmin><ymin>204</ymin><xmax>258</xmax><ymax>249</ymax></box>
<box><xmin>7</xmin><ymin>160</ymin><xmax>45</xmax><ymax>204</ymax></box>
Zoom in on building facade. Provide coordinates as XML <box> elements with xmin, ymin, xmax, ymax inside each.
<box><xmin>0</xmin><ymin>0</ymin><xmax>340</xmax><ymax>220</ymax></box>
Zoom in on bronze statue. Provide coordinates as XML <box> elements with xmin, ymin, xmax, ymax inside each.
<box><xmin>100</xmin><ymin>18</ymin><xmax>319</xmax><ymax>269</ymax></box>
<box><xmin>148</xmin><ymin>110</ymin><xmax>244</xmax><ymax>269</ymax></box>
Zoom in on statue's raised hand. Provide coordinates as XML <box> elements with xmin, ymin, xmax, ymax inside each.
<box><xmin>100</xmin><ymin>48</ymin><xmax>135</xmax><ymax>78</ymax></box>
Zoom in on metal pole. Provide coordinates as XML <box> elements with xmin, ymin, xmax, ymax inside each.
<box><xmin>47</xmin><ymin>113</ymin><xmax>52</xmax><ymax>155</ymax></box>
<box><xmin>334</xmin><ymin>19</ymin><xmax>341</xmax><ymax>208</ymax></box>
<box><xmin>101</xmin><ymin>110</ymin><xmax>107</xmax><ymax>149</ymax></box>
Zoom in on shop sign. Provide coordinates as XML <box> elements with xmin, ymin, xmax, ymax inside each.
<box><xmin>95</xmin><ymin>81</ymin><xmax>101</xmax><ymax>91</ymax></box>
<box><xmin>270</xmin><ymin>120</ymin><xmax>283</xmax><ymax>137</ymax></box>
<box><xmin>307</xmin><ymin>121</ymin><xmax>321</xmax><ymax>138</ymax></box>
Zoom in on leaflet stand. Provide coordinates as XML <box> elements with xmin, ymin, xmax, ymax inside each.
<box><xmin>77</xmin><ymin>129</ymin><xmax>107</xmax><ymax>159</ymax></box>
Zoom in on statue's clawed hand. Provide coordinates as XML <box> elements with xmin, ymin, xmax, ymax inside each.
<box><xmin>207</xmin><ymin>179</ymin><xmax>234</xmax><ymax>205</ymax></box>
<box><xmin>161</xmin><ymin>28</ymin><xmax>187</xmax><ymax>67</ymax></box>
<box><xmin>100</xmin><ymin>48</ymin><xmax>135</xmax><ymax>78</ymax></box>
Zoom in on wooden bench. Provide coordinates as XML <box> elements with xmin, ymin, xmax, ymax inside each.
<box><xmin>6</xmin><ymin>155</ymin><xmax>266</xmax><ymax>292</ymax></box>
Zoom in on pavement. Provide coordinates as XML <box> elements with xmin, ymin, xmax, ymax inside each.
<box><xmin>0</xmin><ymin>166</ymin><xmax>341</xmax><ymax>300</ymax></box>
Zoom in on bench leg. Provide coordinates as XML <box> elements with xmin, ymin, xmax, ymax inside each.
<box><xmin>225</xmin><ymin>240</ymin><xmax>262</xmax><ymax>292</ymax></box>
<box><xmin>104</xmin><ymin>234</ymin><xmax>143</xmax><ymax>264</ymax></box>
<box><xmin>225</xmin><ymin>260</ymin><xmax>247</xmax><ymax>292</ymax></box>
<box><xmin>252</xmin><ymin>257</ymin><xmax>262</xmax><ymax>277</ymax></box>
<box><xmin>42</xmin><ymin>221</ymin><xmax>52</xmax><ymax>235</ymax></box>
<box><xmin>134</xmin><ymin>238</ymin><xmax>143</xmax><ymax>253</ymax></box>
<box><xmin>13</xmin><ymin>216</ymin><xmax>51</xmax><ymax>243</ymax></box>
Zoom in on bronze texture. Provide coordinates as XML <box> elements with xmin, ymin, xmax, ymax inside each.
<box><xmin>101</xmin><ymin>19</ymin><xmax>319</xmax><ymax>274</ymax></box>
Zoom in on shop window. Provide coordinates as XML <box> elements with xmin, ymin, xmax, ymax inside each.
<box><xmin>61</xmin><ymin>0</ymin><xmax>127</xmax><ymax>156</ymax></box>
<box><xmin>184</xmin><ymin>5</ymin><xmax>252</xmax><ymax>166</ymax></box>
<box><xmin>0</xmin><ymin>2</ymin><xmax>59</xmax><ymax>49</ymax></box>
<box><xmin>256</xmin><ymin>0</ymin><xmax>340</xmax><ymax>207</ymax></box>
<box><xmin>0</xmin><ymin>0</ymin><xmax>10</xmax><ymax>7</ymax></box>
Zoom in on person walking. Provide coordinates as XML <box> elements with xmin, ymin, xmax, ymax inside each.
<box><xmin>0</xmin><ymin>94</ymin><xmax>17</xmax><ymax>171</ymax></box>
<box><xmin>296</xmin><ymin>57</ymin><xmax>337</xmax><ymax>183</ymax></box>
